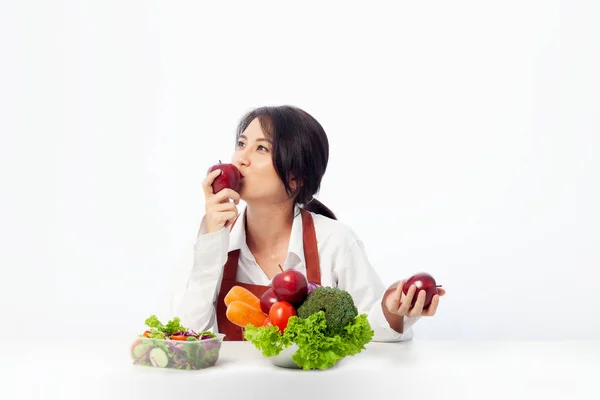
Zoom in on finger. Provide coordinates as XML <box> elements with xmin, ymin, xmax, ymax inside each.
<box><xmin>214</xmin><ymin>211</ymin><xmax>237</xmax><ymax>230</ymax></box>
<box><xmin>222</xmin><ymin>211</ymin><xmax>238</xmax><ymax>227</ymax></box>
<box><xmin>208</xmin><ymin>203</ymin><xmax>238</xmax><ymax>224</ymax></box>
<box><xmin>213</xmin><ymin>201</ymin><xmax>238</xmax><ymax>213</ymax></box>
<box><xmin>423</xmin><ymin>295</ymin><xmax>440</xmax><ymax>316</ymax></box>
<box><xmin>408</xmin><ymin>290</ymin><xmax>426</xmax><ymax>317</ymax></box>
<box><xmin>437</xmin><ymin>288</ymin><xmax>446</xmax><ymax>296</ymax></box>
<box><xmin>399</xmin><ymin>284</ymin><xmax>416</xmax><ymax>306</ymax></box>
<box><xmin>202</xmin><ymin>169</ymin><xmax>222</xmax><ymax>196</ymax></box>
<box><xmin>210</xmin><ymin>188</ymin><xmax>241</xmax><ymax>205</ymax></box>
<box><xmin>397</xmin><ymin>284</ymin><xmax>416</xmax><ymax>316</ymax></box>
<box><xmin>393</xmin><ymin>280</ymin><xmax>405</xmax><ymax>305</ymax></box>
<box><xmin>384</xmin><ymin>281</ymin><xmax>403</xmax><ymax>312</ymax></box>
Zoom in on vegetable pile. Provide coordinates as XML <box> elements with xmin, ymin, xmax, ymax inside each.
<box><xmin>224</xmin><ymin>275</ymin><xmax>375</xmax><ymax>370</ymax></box>
<box><xmin>130</xmin><ymin>315</ymin><xmax>223</xmax><ymax>370</ymax></box>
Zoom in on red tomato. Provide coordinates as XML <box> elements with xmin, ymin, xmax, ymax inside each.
<box><xmin>269</xmin><ymin>301</ymin><xmax>296</xmax><ymax>332</ymax></box>
<box><xmin>170</xmin><ymin>335</ymin><xmax>187</xmax><ymax>341</ymax></box>
<box><xmin>261</xmin><ymin>316</ymin><xmax>272</xmax><ymax>327</ymax></box>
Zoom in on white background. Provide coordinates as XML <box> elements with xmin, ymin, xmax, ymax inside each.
<box><xmin>1</xmin><ymin>0</ymin><xmax>599</xmax><ymax>342</ymax></box>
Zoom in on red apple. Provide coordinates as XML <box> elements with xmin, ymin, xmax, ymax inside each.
<box><xmin>402</xmin><ymin>272</ymin><xmax>442</xmax><ymax>309</ymax></box>
<box><xmin>260</xmin><ymin>288</ymin><xmax>280</xmax><ymax>314</ymax></box>
<box><xmin>271</xmin><ymin>266</ymin><xmax>308</xmax><ymax>307</ymax></box>
<box><xmin>206</xmin><ymin>160</ymin><xmax>241</xmax><ymax>193</ymax></box>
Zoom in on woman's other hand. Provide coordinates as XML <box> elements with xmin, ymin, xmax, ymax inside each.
<box><xmin>384</xmin><ymin>280</ymin><xmax>446</xmax><ymax>318</ymax></box>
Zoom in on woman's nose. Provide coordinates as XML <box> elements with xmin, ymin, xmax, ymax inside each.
<box><xmin>233</xmin><ymin>149</ymin><xmax>250</xmax><ymax>168</ymax></box>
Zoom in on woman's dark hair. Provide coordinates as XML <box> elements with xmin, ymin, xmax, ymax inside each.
<box><xmin>235</xmin><ymin>105</ymin><xmax>336</xmax><ymax>220</ymax></box>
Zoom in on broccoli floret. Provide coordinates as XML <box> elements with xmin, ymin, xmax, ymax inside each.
<box><xmin>296</xmin><ymin>287</ymin><xmax>358</xmax><ymax>336</ymax></box>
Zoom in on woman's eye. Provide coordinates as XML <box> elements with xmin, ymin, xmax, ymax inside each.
<box><xmin>237</xmin><ymin>140</ymin><xmax>267</xmax><ymax>152</ymax></box>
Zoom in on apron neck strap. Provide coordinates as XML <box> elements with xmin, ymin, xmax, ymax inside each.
<box><xmin>300</xmin><ymin>208</ymin><xmax>321</xmax><ymax>285</ymax></box>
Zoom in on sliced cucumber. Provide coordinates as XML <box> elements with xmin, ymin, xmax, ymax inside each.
<box><xmin>132</xmin><ymin>343</ymin><xmax>149</xmax><ymax>359</ymax></box>
<box><xmin>149</xmin><ymin>348</ymin><xmax>169</xmax><ymax>368</ymax></box>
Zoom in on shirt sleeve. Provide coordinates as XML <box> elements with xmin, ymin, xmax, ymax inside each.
<box><xmin>170</xmin><ymin>216</ymin><xmax>229</xmax><ymax>333</ymax></box>
<box><xmin>333</xmin><ymin>239</ymin><xmax>421</xmax><ymax>342</ymax></box>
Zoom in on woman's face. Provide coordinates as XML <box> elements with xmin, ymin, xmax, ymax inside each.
<box><xmin>232</xmin><ymin>118</ymin><xmax>292</xmax><ymax>204</ymax></box>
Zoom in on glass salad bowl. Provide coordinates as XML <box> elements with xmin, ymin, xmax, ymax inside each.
<box><xmin>131</xmin><ymin>314</ymin><xmax>225</xmax><ymax>370</ymax></box>
<box><xmin>130</xmin><ymin>334</ymin><xmax>226</xmax><ymax>370</ymax></box>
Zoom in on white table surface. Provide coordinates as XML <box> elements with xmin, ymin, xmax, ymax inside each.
<box><xmin>3</xmin><ymin>339</ymin><xmax>599</xmax><ymax>400</ymax></box>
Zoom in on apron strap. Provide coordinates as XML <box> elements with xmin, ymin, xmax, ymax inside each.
<box><xmin>300</xmin><ymin>208</ymin><xmax>321</xmax><ymax>285</ymax></box>
<box><xmin>221</xmin><ymin>214</ymin><xmax>242</xmax><ymax>281</ymax></box>
<box><xmin>222</xmin><ymin>250</ymin><xmax>240</xmax><ymax>282</ymax></box>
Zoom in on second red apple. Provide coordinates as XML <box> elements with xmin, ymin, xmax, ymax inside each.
<box><xmin>260</xmin><ymin>288</ymin><xmax>280</xmax><ymax>314</ymax></box>
<box><xmin>402</xmin><ymin>272</ymin><xmax>441</xmax><ymax>309</ymax></box>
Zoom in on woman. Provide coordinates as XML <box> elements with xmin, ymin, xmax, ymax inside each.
<box><xmin>173</xmin><ymin>105</ymin><xmax>446</xmax><ymax>342</ymax></box>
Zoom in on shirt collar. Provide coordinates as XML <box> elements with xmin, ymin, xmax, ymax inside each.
<box><xmin>228</xmin><ymin>204</ymin><xmax>305</xmax><ymax>266</ymax></box>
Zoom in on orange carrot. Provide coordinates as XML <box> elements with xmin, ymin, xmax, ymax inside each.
<box><xmin>226</xmin><ymin>300</ymin><xmax>268</xmax><ymax>328</ymax></box>
<box><xmin>224</xmin><ymin>286</ymin><xmax>261</xmax><ymax>310</ymax></box>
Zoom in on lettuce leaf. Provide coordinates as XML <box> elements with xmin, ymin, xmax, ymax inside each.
<box><xmin>147</xmin><ymin>328</ymin><xmax>166</xmax><ymax>339</ymax></box>
<box><xmin>145</xmin><ymin>315</ymin><xmax>165</xmax><ymax>330</ymax></box>
<box><xmin>243</xmin><ymin>324</ymin><xmax>293</xmax><ymax>357</ymax></box>
<box><xmin>144</xmin><ymin>314</ymin><xmax>186</xmax><ymax>336</ymax></box>
<box><xmin>164</xmin><ymin>317</ymin><xmax>186</xmax><ymax>335</ymax></box>
<box><xmin>243</xmin><ymin>311</ymin><xmax>374</xmax><ymax>370</ymax></box>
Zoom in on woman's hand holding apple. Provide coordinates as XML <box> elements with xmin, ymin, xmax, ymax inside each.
<box><xmin>202</xmin><ymin>168</ymin><xmax>241</xmax><ymax>233</ymax></box>
<box><xmin>384</xmin><ymin>273</ymin><xmax>446</xmax><ymax>318</ymax></box>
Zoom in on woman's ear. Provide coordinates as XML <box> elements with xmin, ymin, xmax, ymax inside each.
<box><xmin>289</xmin><ymin>175</ymin><xmax>303</xmax><ymax>191</ymax></box>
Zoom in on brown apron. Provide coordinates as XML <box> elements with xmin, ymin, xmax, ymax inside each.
<box><xmin>216</xmin><ymin>208</ymin><xmax>322</xmax><ymax>341</ymax></box>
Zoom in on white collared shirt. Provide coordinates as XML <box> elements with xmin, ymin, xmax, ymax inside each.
<box><xmin>171</xmin><ymin>204</ymin><xmax>419</xmax><ymax>342</ymax></box>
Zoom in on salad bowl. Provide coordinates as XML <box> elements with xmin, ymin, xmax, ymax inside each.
<box><xmin>268</xmin><ymin>343</ymin><xmax>301</xmax><ymax>368</ymax></box>
<box><xmin>131</xmin><ymin>315</ymin><xmax>225</xmax><ymax>370</ymax></box>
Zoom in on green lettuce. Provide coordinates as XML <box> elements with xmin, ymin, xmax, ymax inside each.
<box><xmin>163</xmin><ymin>317</ymin><xmax>186</xmax><ymax>335</ymax></box>
<box><xmin>147</xmin><ymin>328</ymin><xmax>166</xmax><ymax>339</ymax></box>
<box><xmin>243</xmin><ymin>324</ymin><xmax>293</xmax><ymax>356</ymax></box>
<box><xmin>144</xmin><ymin>315</ymin><xmax>165</xmax><ymax>330</ymax></box>
<box><xmin>144</xmin><ymin>314</ymin><xmax>186</xmax><ymax>336</ymax></box>
<box><xmin>243</xmin><ymin>311</ymin><xmax>374</xmax><ymax>370</ymax></box>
